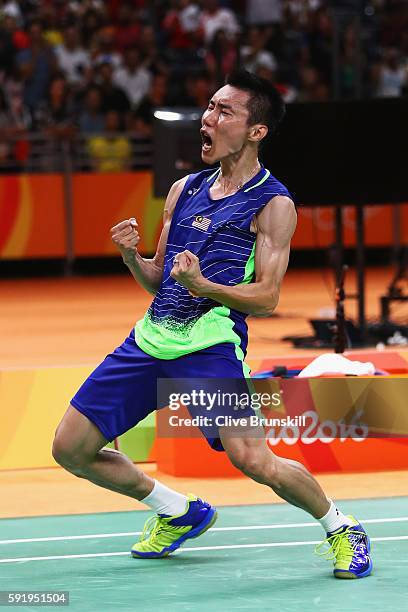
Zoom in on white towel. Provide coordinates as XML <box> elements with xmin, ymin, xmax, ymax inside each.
<box><xmin>298</xmin><ymin>353</ymin><xmax>375</xmax><ymax>378</ymax></box>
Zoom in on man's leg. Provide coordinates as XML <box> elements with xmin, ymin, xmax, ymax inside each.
<box><xmin>219</xmin><ymin>425</ymin><xmax>330</xmax><ymax>518</ymax></box>
<box><xmin>52</xmin><ymin>404</ymin><xmax>155</xmax><ymax>500</ymax></box>
<box><xmin>219</xmin><ymin>425</ymin><xmax>372</xmax><ymax>578</ymax></box>
<box><xmin>52</xmin><ymin>404</ymin><xmax>217</xmax><ymax>558</ymax></box>
<box><xmin>56</xmin><ymin>328</ymin><xmax>202</xmax><ymax>515</ymax></box>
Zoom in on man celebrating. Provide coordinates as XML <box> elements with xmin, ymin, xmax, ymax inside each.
<box><xmin>53</xmin><ymin>70</ymin><xmax>372</xmax><ymax>578</ymax></box>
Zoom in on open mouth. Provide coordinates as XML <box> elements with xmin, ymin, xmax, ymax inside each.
<box><xmin>201</xmin><ymin>130</ymin><xmax>213</xmax><ymax>153</ymax></box>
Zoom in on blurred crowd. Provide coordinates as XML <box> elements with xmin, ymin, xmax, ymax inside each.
<box><xmin>0</xmin><ymin>0</ymin><xmax>407</xmax><ymax>171</ymax></box>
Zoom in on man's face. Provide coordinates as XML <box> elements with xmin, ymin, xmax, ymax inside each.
<box><xmin>200</xmin><ymin>85</ymin><xmax>252</xmax><ymax>164</ymax></box>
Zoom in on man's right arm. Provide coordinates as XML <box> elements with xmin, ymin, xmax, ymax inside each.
<box><xmin>110</xmin><ymin>177</ymin><xmax>188</xmax><ymax>295</ymax></box>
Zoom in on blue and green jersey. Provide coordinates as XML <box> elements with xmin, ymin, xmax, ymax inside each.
<box><xmin>135</xmin><ymin>165</ymin><xmax>291</xmax><ymax>360</ymax></box>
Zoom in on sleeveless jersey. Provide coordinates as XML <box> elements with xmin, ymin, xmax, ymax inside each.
<box><xmin>135</xmin><ymin>165</ymin><xmax>291</xmax><ymax>360</ymax></box>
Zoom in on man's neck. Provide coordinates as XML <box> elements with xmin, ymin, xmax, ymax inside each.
<box><xmin>218</xmin><ymin>152</ymin><xmax>260</xmax><ymax>192</ymax></box>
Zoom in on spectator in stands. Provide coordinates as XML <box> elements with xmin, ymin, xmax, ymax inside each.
<box><xmin>306</xmin><ymin>5</ymin><xmax>332</xmax><ymax>87</ymax></box>
<box><xmin>246</xmin><ymin>0</ymin><xmax>285</xmax><ymax>60</ymax></box>
<box><xmin>114</xmin><ymin>47</ymin><xmax>151</xmax><ymax>109</ymax></box>
<box><xmin>114</xmin><ymin>3</ymin><xmax>141</xmax><ymax>53</ymax></box>
<box><xmin>1</xmin><ymin>0</ymin><xmax>22</xmax><ymax>26</ymax></box>
<box><xmin>16</xmin><ymin>19</ymin><xmax>57</xmax><ymax>111</ymax></box>
<box><xmin>241</xmin><ymin>26</ymin><xmax>278</xmax><ymax>75</ymax></box>
<box><xmin>0</xmin><ymin>0</ymin><xmax>404</xmax><ymax>145</ymax></box>
<box><xmin>131</xmin><ymin>74</ymin><xmax>173</xmax><ymax>137</ymax></box>
<box><xmin>78</xmin><ymin>85</ymin><xmax>104</xmax><ymax>134</ymax></box>
<box><xmin>162</xmin><ymin>0</ymin><xmax>203</xmax><ymax>51</ymax></box>
<box><xmin>183</xmin><ymin>70</ymin><xmax>212</xmax><ymax>108</ymax></box>
<box><xmin>1</xmin><ymin>13</ymin><xmax>29</xmax><ymax>54</ymax></box>
<box><xmin>97</xmin><ymin>61</ymin><xmax>131</xmax><ymax>114</ymax></box>
<box><xmin>40</xmin><ymin>3</ymin><xmax>64</xmax><ymax>48</ymax></box>
<box><xmin>281</xmin><ymin>5</ymin><xmax>309</xmax><ymax>83</ymax></box>
<box><xmin>0</xmin><ymin>17</ymin><xmax>18</xmax><ymax>79</ymax></box>
<box><xmin>4</xmin><ymin>77</ymin><xmax>31</xmax><ymax>131</ymax></box>
<box><xmin>371</xmin><ymin>47</ymin><xmax>407</xmax><ymax>97</ymax></box>
<box><xmin>0</xmin><ymin>85</ymin><xmax>31</xmax><ymax>171</ymax></box>
<box><xmin>93</xmin><ymin>26</ymin><xmax>123</xmax><ymax>70</ymax></box>
<box><xmin>297</xmin><ymin>64</ymin><xmax>328</xmax><ymax>101</ymax></box>
<box><xmin>138</xmin><ymin>25</ymin><xmax>169</xmax><ymax>76</ymax></box>
<box><xmin>337</xmin><ymin>22</ymin><xmax>360</xmax><ymax>99</ymax></box>
<box><xmin>253</xmin><ymin>53</ymin><xmax>298</xmax><ymax>103</ymax></box>
<box><xmin>55</xmin><ymin>25</ymin><xmax>90</xmax><ymax>87</ymax></box>
<box><xmin>199</xmin><ymin>0</ymin><xmax>240</xmax><ymax>45</ymax></box>
<box><xmin>3</xmin><ymin>66</ymin><xmax>25</xmax><ymax>108</ymax></box>
<box><xmin>34</xmin><ymin>75</ymin><xmax>76</xmax><ymax>140</ymax></box>
<box><xmin>205</xmin><ymin>29</ymin><xmax>238</xmax><ymax>87</ymax></box>
<box><xmin>71</xmin><ymin>53</ymin><xmax>97</xmax><ymax>93</ymax></box>
<box><xmin>255</xmin><ymin>54</ymin><xmax>279</xmax><ymax>82</ymax></box>
<box><xmin>87</xmin><ymin>109</ymin><xmax>131</xmax><ymax>172</ymax></box>
<box><xmin>81</xmin><ymin>9</ymin><xmax>106</xmax><ymax>55</ymax></box>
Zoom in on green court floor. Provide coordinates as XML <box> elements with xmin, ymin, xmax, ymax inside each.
<box><xmin>1</xmin><ymin>496</ymin><xmax>407</xmax><ymax>612</ymax></box>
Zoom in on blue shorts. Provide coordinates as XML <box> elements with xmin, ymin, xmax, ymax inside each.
<box><xmin>71</xmin><ymin>329</ymin><xmax>253</xmax><ymax>451</ymax></box>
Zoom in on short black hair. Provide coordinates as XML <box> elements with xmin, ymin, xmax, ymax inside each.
<box><xmin>225</xmin><ymin>69</ymin><xmax>285</xmax><ymax>139</ymax></box>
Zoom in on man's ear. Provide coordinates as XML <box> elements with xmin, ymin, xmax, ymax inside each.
<box><xmin>248</xmin><ymin>124</ymin><xmax>268</xmax><ymax>143</ymax></box>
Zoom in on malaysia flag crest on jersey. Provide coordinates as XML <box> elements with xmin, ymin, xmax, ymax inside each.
<box><xmin>192</xmin><ymin>215</ymin><xmax>212</xmax><ymax>231</ymax></box>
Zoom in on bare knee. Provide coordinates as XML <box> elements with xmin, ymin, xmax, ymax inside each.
<box><xmin>227</xmin><ymin>445</ymin><xmax>279</xmax><ymax>484</ymax></box>
<box><xmin>52</xmin><ymin>404</ymin><xmax>106</xmax><ymax>476</ymax></box>
<box><xmin>52</xmin><ymin>431</ymin><xmax>93</xmax><ymax>477</ymax></box>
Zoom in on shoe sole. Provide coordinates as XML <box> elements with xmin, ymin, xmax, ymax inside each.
<box><xmin>131</xmin><ymin>507</ymin><xmax>218</xmax><ymax>559</ymax></box>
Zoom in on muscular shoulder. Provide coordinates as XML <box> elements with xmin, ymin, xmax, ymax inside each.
<box><xmin>164</xmin><ymin>176</ymin><xmax>189</xmax><ymax>219</ymax></box>
<box><xmin>252</xmin><ymin>195</ymin><xmax>297</xmax><ymax>243</ymax></box>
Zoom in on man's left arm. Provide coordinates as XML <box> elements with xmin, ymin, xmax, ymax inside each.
<box><xmin>170</xmin><ymin>195</ymin><xmax>297</xmax><ymax>317</ymax></box>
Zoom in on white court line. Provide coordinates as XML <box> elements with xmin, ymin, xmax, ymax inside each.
<box><xmin>1</xmin><ymin>516</ymin><xmax>408</xmax><ymax>546</ymax></box>
<box><xmin>0</xmin><ymin>536</ymin><xmax>408</xmax><ymax>564</ymax></box>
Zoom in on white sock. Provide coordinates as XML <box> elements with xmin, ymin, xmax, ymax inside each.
<box><xmin>140</xmin><ymin>480</ymin><xmax>188</xmax><ymax>516</ymax></box>
<box><xmin>318</xmin><ymin>499</ymin><xmax>355</xmax><ymax>533</ymax></box>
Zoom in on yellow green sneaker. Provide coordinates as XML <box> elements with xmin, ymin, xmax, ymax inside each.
<box><xmin>315</xmin><ymin>515</ymin><xmax>372</xmax><ymax>578</ymax></box>
<box><xmin>131</xmin><ymin>494</ymin><xmax>218</xmax><ymax>558</ymax></box>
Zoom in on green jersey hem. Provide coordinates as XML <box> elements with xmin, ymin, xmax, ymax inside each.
<box><xmin>134</xmin><ymin>241</ymin><xmax>256</xmax><ymax>362</ymax></box>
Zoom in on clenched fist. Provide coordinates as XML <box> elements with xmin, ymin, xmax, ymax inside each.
<box><xmin>110</xmin><ymin>218</ymin><xmax>140</xmax><ymax>261</ymax></box>
<box><xmin>170</xmin><ymin>249</ymin><xmax>206</xmax><ymax>297</ymax></box>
